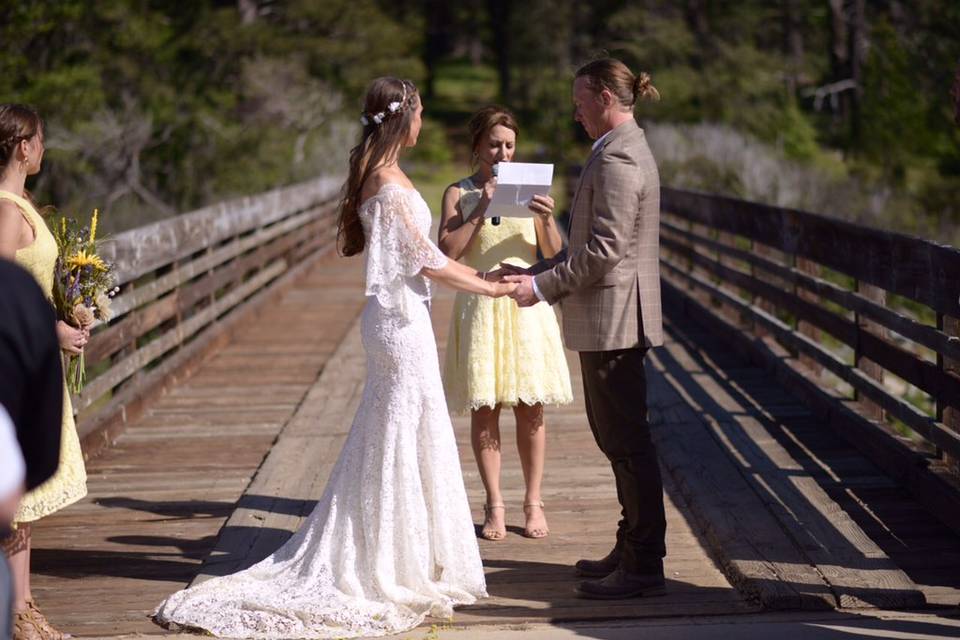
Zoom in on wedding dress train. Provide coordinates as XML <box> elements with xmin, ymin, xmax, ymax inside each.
<box><xmin>154</xmin><ymin>184</ymin><xmax>487</xmax><ymax>638</ymax></box>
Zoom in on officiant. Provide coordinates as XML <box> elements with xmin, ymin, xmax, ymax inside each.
<box><xmin>437</xmin><ymin>105</ymin><xmax>572</xmax><ymax>542</ymax></box>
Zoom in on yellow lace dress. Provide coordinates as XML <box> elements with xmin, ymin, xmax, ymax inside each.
<box><xmin>443</xmin><ymin>179</ymin><xmax>572</xmax><ymax>414</ymax></box>
<box><xmin>2</xmin><ymin>190</ymin><xmax>88</xmax><ymax>523</ymax></box>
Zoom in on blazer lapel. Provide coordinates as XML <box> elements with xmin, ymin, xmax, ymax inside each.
<box><xmin>568</xmin><ymin>134</ymin><xmax>615</xmax><ymax>232</ymax></box>
<box><xmin>567</xmin><ymin>121</ymin><xmax>641</xmax><ymax>233</ymax></box>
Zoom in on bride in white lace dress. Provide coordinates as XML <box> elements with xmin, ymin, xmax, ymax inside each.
<box><xmin>153</xmin><ymin>78</ymin><xmax>516</xmax><ymax>639</ymax></box>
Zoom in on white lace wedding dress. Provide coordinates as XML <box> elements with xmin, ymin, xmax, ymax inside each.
<box><xmin>154</xmin><ymin>184</ymin><xmax>487</xmax><ymax>638</ymax></box>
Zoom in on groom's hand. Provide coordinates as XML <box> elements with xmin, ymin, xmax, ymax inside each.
<box><xmin>503</xmin><ymin>274</ymin><xmax>539</xmax><ymax>307</ymax></box>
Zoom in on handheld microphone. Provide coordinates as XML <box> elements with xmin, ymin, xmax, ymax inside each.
<box><xmin>490</xmin><ymin>164</ymin><xmax>500</xmax><ymax>226</ymax></box>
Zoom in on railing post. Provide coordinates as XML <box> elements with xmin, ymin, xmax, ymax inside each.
<box><xmin>794</xmin><ymin>256</ymin><xmax>823</xmax><ymax>376</ymax></box>
<box><xmin>751</xmin><ymin>240</ymin><xmax>777</xmax><ymax>340</ymax></box>
<box><xmin>716</xmin><ymin>229</ymin><xmax>742</xmax><ymax>328</ymax></box>
<box><xmin>117</xmin><ymin>280</ymin><xmax>142</xmax><ymax>393</ymax></box>
<box><xmin>939</xmin><ymin>313</ymin><xmax>960</xmax><ymax>472</ymax></box>
<box><xmin>854</xmin><ymin>280</ymin><xmax>886</xmax><ymax>421</ymax></box>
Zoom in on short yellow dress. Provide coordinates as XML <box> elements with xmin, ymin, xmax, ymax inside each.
<box><xmin>443</xmin><ymin>178</ymin><xmax>573</xmax><ymax>414</ymax></box>
<box><xmin>2</xmin><ymin>190</ymin><xmax>88</xmax><ymax>523</ymax></box>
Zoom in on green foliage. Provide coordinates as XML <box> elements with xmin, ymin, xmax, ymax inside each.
<box><xmin>859</xmin><ymin>19</ymin><xmax>930</xmax><ymax>180</ymax></box>
<box><xmin>406</xmin><ymin>116</ymin><xmax>454</xmax><ymax>168</ymax></box>
<box><xmin>1</xmin><ymin>0</ymin><xmax>424</xmax><ymax>231</ymax></box>
<box><xmin>774</xmin><ymin>100</ymin><xmax>822</xmax><ymax>161</ymax></box>
<box><xmin>4</xmin><ymin>0</ymin><xmax>960</xmax><ymax>245</ymax></box>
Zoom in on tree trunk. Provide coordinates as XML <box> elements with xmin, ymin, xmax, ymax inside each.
<box><xmin>829</xmin><ymin>0</ymin><xmax>851</xmax><ymax>137</ymax></box>
<box><xmin>848</xmin><ymin>0</ymin><xmax>866</xmax><ymax>146</ymax></box>
<box><xmin>422</xmin><ymin>0</ymin><xmax>451</xmax><ymax>100</ymax></box>
<box><xmin>487</xmin><ymin>0</ymin><xmax>512</xmax><ymax>101</ymax></box>
<box><xmin>238</xmin><ymin>0</ymin><xmax>257</xmax><ymax>25</ymax></box>
<box><xmin>952</xmin><ymin>60</ymin><xmax>960</xmax><ymax>127</ymax></box>
<box><xmin>685</xmin><ymin>0</ymin><xmax>711</xmax><ymax>65</ymax></box>
<box><xmin>782</xmin><ymin>0</ymin><xmax>805</xmax><ymax>96</ymax></box>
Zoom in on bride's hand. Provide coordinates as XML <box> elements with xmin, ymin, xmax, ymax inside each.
<box><xmin>489</xmin><ymin>281</ymin><xmax>518</xmax><ymax>298</ymax></box>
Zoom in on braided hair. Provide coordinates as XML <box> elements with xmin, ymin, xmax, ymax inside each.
<box><xmin>0</xmin><ymin>104</ymin><xmax>42</xmax><ymax>177</ymax></box>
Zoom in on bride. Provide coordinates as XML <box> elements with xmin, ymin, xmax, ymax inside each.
<box><xmin>154</xmin><ymin>77</ymin><xmax>515</xmax><ymax>639</ymax></box>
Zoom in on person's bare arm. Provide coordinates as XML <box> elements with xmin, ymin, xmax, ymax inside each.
<box><xmin>530</xmin><ymin>194</ymin><xmax>563</xmax><ymax>258</ymax></box>
<box><xmin>438</xmin><ymin>180</ymin><xmax>494</xmax><ymax>259</ymax></box>
<box><xmin>0</xmin><ymin>202</ymin><xmax>26</xmax><ymax>259</ymax></box>
<box><xmin>423</xmin><ymin>257</ymin><xmax>515</xmax><ymax>297</ymax></box>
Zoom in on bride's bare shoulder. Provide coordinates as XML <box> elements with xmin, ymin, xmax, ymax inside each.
<box><xmin>360</xmin><ymin>167</ymin><xmax>413</xmax><ymax>203</ymax></box>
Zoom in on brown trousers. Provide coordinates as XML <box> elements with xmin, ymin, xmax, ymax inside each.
<box><xmin>579</xmin><ymin>348</ymin><xmax>666</xmax><ymax>572</ymax></box>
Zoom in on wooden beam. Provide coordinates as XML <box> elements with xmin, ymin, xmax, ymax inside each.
<box><xmin>661</xmin><ymin>219</ymin><xmax>960</xmax><ymax>363</ymax></box>
<box><xmin>100</xmin><ymin>176</ymin><xmax>342</xmax><ymax>284</ymax></box>
<box><xmin>77</xmin><ymin>242</ymin><xmax>336</xmax><ymax>453</ymax></box>
<box><xmin>662</xmin><ymin>188</ymin><xmax>960</xmax><ymax>317</ymax></box>
<box><xmin>662</xmin><ymin>236</ymin><xmax>960</xmax><ymax>405</ymax></box>
<box><xmin>85</xmin><ymin>217</ymin><xmax>327</xmax><ymax>367</ymax></box>
<box><xmin>76</xmin><ymin>261</ymin><xmax>288</xmax><ymax>411</ymax></box>
<box><xmin>106</xmin><ymin>205</ymin><xmax>331</xmax><ymax>321</ymax></box>
<box><xmin>660</xmin><ymin>261</ymin><xmax>960</xmax><ymax>460</ymax></box>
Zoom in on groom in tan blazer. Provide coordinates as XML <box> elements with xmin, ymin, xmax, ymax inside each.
<box><xmin>504</xmin><ymin>58</ymin><xmax>666</xmax><ymax>599</ymax></box>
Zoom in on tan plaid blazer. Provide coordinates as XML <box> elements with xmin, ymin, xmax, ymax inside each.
<box><xmin>534</xmin><ymin>120</ymin><xmax>663</xmax><ymax>351</ymax></box>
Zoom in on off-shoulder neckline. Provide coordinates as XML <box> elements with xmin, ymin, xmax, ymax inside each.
<box><xmin>359</xmin><ymin>183</ymin><xmax>420</xmax><ymax>210</ymax></box>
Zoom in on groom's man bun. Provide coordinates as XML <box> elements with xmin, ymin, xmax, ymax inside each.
<box><xmin>576</xmin><ymin>58</ymin><xmax>660</xmax><ymax>109</ymax></box>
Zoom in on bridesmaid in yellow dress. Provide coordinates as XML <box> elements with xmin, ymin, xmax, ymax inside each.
<box><xmin>0</xmin><ymin>104</ymin><xmax>89</xmax><ymax>640</ymax></box>
<box><xmin>439</xmin><ymin>106</ymin><xmax>572</xmax><ymax>540</ymax></box>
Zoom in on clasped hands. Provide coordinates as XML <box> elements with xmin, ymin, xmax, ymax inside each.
<box><xmin>486</xmin><ymin>263</ymin><xmax>540</xmax><ymax>307</ymax></box>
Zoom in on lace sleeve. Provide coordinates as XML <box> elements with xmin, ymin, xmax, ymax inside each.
<box><xmin>364</xmin><ymin>187</ymin><xmax>448</xmax><ymax>310</ymax></box>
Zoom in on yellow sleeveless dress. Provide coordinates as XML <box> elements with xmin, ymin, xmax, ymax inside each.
<box><xmin>2</xmin><ymin>190</ymin><xmax>88</xmax><ymax>523</ymax></box>
<box><xmin>443</xmin><ymin>178</ymin><xmax>572</xmax><ymax>414</ymax></box>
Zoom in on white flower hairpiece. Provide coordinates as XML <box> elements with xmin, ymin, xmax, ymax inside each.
<box><xmin>360</xmin><ymin>83</ymin><xmax>410</xmax><ymax>127</ymax></box>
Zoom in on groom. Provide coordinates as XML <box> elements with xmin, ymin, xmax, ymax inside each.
<box><xmin>503</xmin><ymin>58</ymin><xmax>666</xmax><ymax>599</ymax></box>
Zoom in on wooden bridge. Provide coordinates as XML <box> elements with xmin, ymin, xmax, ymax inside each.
<box><xmin>27</xmin><ymin>177</ymin><xmax>960</xmax><ymax>638</ymax></box>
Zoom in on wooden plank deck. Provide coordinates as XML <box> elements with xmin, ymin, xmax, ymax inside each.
<box><xmin>25</xmin><ymin>245</ymin><xmax>960</xmax><ymax>638</ymax></box>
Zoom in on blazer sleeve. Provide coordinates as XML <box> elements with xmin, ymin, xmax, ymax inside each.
<box><xmin>528</xmin><ymin>248</ymin><xmax>567</xmax><ymax>276</ymax></box>
<box><xmin>533</xmin><ymin>149</ymin><xmax>642</xmax><ymax>304</ymax></box>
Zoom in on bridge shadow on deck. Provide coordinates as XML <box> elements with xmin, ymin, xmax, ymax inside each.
<box><xmin>656</xmin><ymin>303</ymin><xmax>960</xmax><ymax>608</ymax></box>
<box><xmin>33</xmin><ymin>495</ymin><xmax>321</xmax><ymax>582</ymax></box>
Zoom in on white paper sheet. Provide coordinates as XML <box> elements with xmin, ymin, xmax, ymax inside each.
<box><xmin>488</xmin><ymin>162</ymin><xmax>554</xmax><ymax>218</ymax></box>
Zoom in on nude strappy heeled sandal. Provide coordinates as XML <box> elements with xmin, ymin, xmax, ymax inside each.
<box><xmin>480</xmin><ymin>503</ymin><xmax>506</xmax><ymax>540</ymax></box>
<box><xmin>522</xmin><ymin>500</ymin><xmax>549</xmax><ymax>539</ymax></box>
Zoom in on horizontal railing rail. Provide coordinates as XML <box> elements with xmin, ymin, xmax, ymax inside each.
<box><xmin>77</xmin><ymin>176</ymin><xmax>344</xmax><ymax>451</ymax></box>
<box><xmin>658</xmin><ymin>187</ymin><xmax>960</xmax><ymax>489</ymax></box>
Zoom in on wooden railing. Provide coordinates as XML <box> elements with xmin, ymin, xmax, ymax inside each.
<box><xmin>659</xmin><ymin>187</ymin><xmax>960</xmax><ymax>528</ymax></box>
<box><xmin>77</xmin><ymin>176</ymin><xmax>344</xmax><ymax>454</ymax></box>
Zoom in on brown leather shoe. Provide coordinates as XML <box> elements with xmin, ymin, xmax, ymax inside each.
<box><xmin>576</xmin><ymin>567</ymin><xmax>666</xmax><ymax>600</ymax></box>
<box><xmin>574</xmin><ymin>545</ymin><xmax>621</xmax><ymax>577</ymax></box>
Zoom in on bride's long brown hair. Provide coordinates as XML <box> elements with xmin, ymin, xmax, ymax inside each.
<box><xmin>337</xmin><ymin>77</ymin><xmax>419</xmax><ymax>256</ymax></box>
